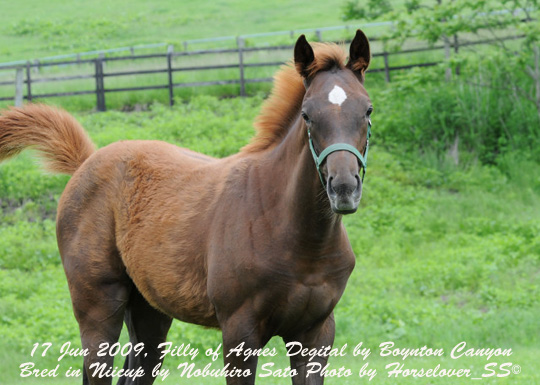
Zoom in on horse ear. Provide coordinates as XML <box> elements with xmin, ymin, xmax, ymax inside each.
<box><xmin>294</xmin><ymin>34</ymin><xmax>315</xmax><ymax>79</ymax></box>
<box><xmin>347</xmin><ymin>29</ymin><xmax>371</xmax><ymax>83</ymax></box>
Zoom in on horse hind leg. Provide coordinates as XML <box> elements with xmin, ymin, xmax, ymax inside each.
<box><xmin>117</xmin><ymin>287</ymin><xmax>173</xmax><ymax>385</ymax></box>
<box><xmin>68</xmin><ymin>268</ymin><xmax>132</xmax><ymax>385</ymax></box>
<box><xmin>59</xmin><ymin>212</ymin><xmax>133</xmax><ymax>384</ymax></box>
<box><xmin>66</xmin><ymin>247</ymin><xmax>170</xmax><ymax>385</ymax></box>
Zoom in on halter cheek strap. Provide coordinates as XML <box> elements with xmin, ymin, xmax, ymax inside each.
<box><xmin>308</xmin><ymin>119</ymin><xmax>371</xmax><ymax>188</ymax></box>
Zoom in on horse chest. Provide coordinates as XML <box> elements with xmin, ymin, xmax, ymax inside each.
<box><xmin>285</xmin><ymin>282</ymin><xmax>334</xmax><ymax>320</ymax></box>
<box><xmin>264</xmin><ymin>259</ymin><xmax>352</xmax><ymax>334</ymax></box>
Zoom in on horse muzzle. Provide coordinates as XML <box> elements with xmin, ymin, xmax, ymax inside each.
<box><xmin>326</xmin><ymin>173</ymin><xmax>362</xmax><ymax>214</ymax></box>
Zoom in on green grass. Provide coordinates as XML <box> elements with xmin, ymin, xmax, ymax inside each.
<box><xmin>1</xmin><ymin>95</ymin><xmax>539</xmax><ymax>384</ymax></box>
<box><xmin>0</xmin><ymin>0</ymin><xmax>385</xmax><ymax>63</ymax></box>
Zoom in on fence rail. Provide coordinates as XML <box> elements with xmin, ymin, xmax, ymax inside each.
<box><xmin>0</xmin><ymin>43</ymin><xmax>169</xmax><ymax>70</ymax></box>
<box><xmin>0</xmin><ymin>34</ymin><xmax>523</xmax><ymax>111</ymax></box>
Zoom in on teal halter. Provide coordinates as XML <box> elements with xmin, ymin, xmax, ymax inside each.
<box><xmin>308</xmin><ymin>119</ymin><xmax>371</xmax><ymax>188</ymax></box>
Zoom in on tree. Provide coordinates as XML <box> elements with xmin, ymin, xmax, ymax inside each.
<box><xmin>343</xmin><ymin>0</ymin><xmax>540</xmax><ymax>164</ymax></box>
<box><xmin>343</xmin><ymin>0</ymin><xmax>540</xmax><ymax>118</ymax></box>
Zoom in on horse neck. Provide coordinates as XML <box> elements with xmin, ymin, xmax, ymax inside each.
<box><xmin>257</xmin><ymin>118</ymin><xmax>343</xmax><ymax>252</ymax></box>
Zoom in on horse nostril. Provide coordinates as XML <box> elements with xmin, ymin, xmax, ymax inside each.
<box><xmin>355</xmin><ymin>174</ymin><xmax>361</xmax><ymax>190</ymax></box>
<box><xmin>327</xmin><ymin>176</ymin><xmax>336</xmax><ymax>194</ymax></box>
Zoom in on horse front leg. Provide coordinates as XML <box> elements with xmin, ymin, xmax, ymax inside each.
<box><xmin>219</xmin><ymin>309</ymin><xmax>270</xmax><ymax>385</ymax></box>
<box><xmin>284</xmin><ymin>314</ymin><xmax>336</xmax><ymax>385</ymax></box>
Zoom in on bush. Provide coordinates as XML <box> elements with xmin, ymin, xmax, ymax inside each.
<box><xmin>374</xmin><ymin>54</ymin><xmax>540</xmax><ymax>165</ymax></box>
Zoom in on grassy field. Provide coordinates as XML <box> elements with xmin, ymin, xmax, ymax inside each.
<box><xmin>0</xmin><ymin>95</ymin><xmax>539</xmax><ymax>384</ymax></box>
<box><xmin>0</xmin><ymin>0</ymin><xmax>391</xmax><ymax>63</ymax></box>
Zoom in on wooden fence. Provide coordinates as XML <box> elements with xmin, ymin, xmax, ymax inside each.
<box><xmin>0</xmin><ymin>35</ymin><xmax>523</xmax><ymax>112</ymax></box>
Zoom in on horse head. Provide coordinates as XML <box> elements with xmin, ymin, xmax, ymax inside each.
<box><xmin>295</xmin><ymin>30</ymin><xmax>372</xmax><ymax>214</ymax></box>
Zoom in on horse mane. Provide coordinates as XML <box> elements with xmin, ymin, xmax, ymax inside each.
<box><xmin>242</xmin><ymin>43</ymin><xmax>347</xmax><ymax>153</ymax></box>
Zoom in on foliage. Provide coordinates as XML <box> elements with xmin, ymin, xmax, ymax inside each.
<box><xmin>373</xmin><ymin>57</ymin><xmax>540</xmax><ymax>164</ymax></box>
<box><xmin>343</xmin><ymin>0</ymin><xmax>539</xmax><ymax>43</ymax></box>
<box><xmin>341</xmin><ymin>0</ymin><xmax>392</xmax><ymax>21</ymax></box>
<box><xmin>343</xmin><ymin>1</ymin><xmax>540</xmax><ymax>165</ymax></box>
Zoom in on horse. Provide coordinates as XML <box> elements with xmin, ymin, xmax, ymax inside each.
<box><xmin>0</xmin><ymin>30</ymin><xmax>372</xmax><ymax>385</ymax></box>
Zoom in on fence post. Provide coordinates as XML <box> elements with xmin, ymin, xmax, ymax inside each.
<box><xmin>95</xmin><ymin>59</ymin><xmax>106</xmax><ymax>112</ymax></box>
<box><xmin>453</xmin><ymin>34</ymin><xmax>460</xmax><ymax>76</ymax></box>
<box><xmin>15</xmin><ymin>67</ymin><xmax>24</xmax><ymax>106</ymax></box>
<box><xmin>33</xmin><ymin>59</ymin><xmax>40</xmax><ymax>74</ymax></box>
<box><xmin>99</xmin><ymin>52</ymin><xmax>105</xmax><ymax>69</ymax></box>
<box><xmin>383</xmin><ymin>52</ymin><xmax>391</xmax><ymax>83</ymax></box>
<box><xmin>443</xmin><ymin>36</ymin><xmax>452</xmax><ymax>82</ymax></box>
<box><xmin>167</xmin><ymin>45</ymin><xmax>174</xmax><ymax>106</ymax></box>
<box><xmin>25</xmin><ymin>61</ymin><xmax>32</xmax><ymax>102</ymax></box>
<box><xmin>316</xmin><ymin>29</ymin><xmax>322</xmax><ymax>42</ymax></box>
<box><xmin>237</xmin><ymin>37</ymin><xmax>246</xmax><ymax>97</ymax></box>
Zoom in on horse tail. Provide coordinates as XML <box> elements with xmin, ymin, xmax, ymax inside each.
<box><xmin>0</xmin><ymin>104</ymin><xmax>96</xmax><ymax>175</ymax></box>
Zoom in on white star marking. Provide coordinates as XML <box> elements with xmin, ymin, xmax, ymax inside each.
<box><xmin>328</xmin><ymin>85</ymin><xmax>347</xmax><ymax>106</ymax></box>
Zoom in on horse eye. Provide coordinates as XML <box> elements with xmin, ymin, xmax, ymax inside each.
<box><xmin>301</xmin><ymin>112</ymin><xmax>310</xmax><ymax>123</ymax></box>
<box><xmin>366</xmin><ymin>107</ymin><xmax>373</xmax><ymax>117</ymax></box>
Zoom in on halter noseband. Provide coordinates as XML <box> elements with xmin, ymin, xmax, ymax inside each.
<box><xmin>307</xmin><ymin>119</ymin><xmax>372</xmax><ymax>188</ymax></box>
